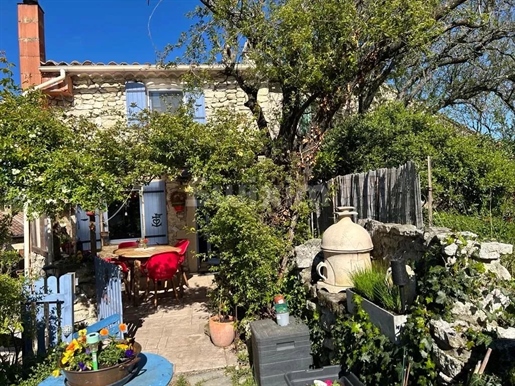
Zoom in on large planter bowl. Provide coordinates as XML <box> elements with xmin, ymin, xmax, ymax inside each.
<box><xmin>62</xmin><ymin>341</ymin><xmax>142</xmax><ymax>386</ymax></box>
<box><xmin>209</xmin><ymin>315</ymin><xmax>235</xmax><ymax>347</ymax></box>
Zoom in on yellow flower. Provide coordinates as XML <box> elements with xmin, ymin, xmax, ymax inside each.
<box><xmin>52</xmin><ymin>369</ymin><xmax>61</xmax><ymax>377</ymax></box>
<box><xmin>100</xmin><ymin>328</ymin><xmax>109</xmax><ymax>337</ymax></box>
<box><xmin>61</xmin><ymin>350</ymin><xmax>74</xmax><ymax>365</ymax></box>
<box><xmin>116</xmin><ymin>343</ymin><xmax>129</xmax><ymax>350</ymax></box>
<box><xmin>78</xmin><ymin>329</ymin><xmax>87</xmax><ymax>337</ymax></box>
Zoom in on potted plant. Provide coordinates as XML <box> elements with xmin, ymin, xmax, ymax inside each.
<box><xmin>347</xmin><ymin>261</ymin><xmax>414</xmax><ymax>344</ymax></box>
<box><xmin>53</xmin><ymin>324</ymin><xmax>141</xmax><ymax>386</ymax></box>
<box><xmin>208</xmin><ymin>289</ymin><xmax>236</xmax><ymax>347</ymax></box>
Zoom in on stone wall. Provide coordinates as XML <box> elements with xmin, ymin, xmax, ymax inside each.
<box><xmin>48</xmin><ymin>75</ymin><xmax>282</xmax><ymax>133</ymax></box>
<box><xmin>294</xmin><ymin>220</ymin><xmax>514</xmax><ymax>384</ymax></box>
<box><xmin>49</xmin><ymin>77</ymin><xmax>126</xmax><ymax>128</ymax></box>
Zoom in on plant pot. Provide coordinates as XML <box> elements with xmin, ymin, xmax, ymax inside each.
<box><xmin>208</xmin><ymin>315</ymin><xmax>235</xmax><ymax>347</ymax></box>
<box><xmin>346</xmin><ymin>289</ymin><xmax>408</xmax><ymax>344</ymax></box>
<box><xmin>61</xmin><ymin>341</ymin><xmax>142</xmax><ymax>386</ymax></box>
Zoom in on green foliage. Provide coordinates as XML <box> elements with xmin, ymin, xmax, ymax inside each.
<box><xmin>315</xmin><ymin>103</ymin><xmax>515</xmax><ymax>216</ymax></box>
<box><xmin>147</xmin><ymin>110</ymin><xmax>290</xmax><ymax>321</ymax></box>
<box><xmin>351</xmin><ymin>262</ymin><xmax>402</xmax><ymax>314</ymax></box>
<box><xmin>0</xmin><ymin>55</ymin><xmax>162</xmax><ymax>217</ymax></box>
<box><xmin>13</xmin><ymin>353</ymin><xmax>57</xmax><ymax>386</ymax></box>
<box><xmin>332</xmin><ymin>296</ymin><xmax>402</xmax><ymax>385</ymax></box>
<box><xmin>205</xmin><ymin>195</ymin><xmax>284</xmax><ymax>319</ymax></box>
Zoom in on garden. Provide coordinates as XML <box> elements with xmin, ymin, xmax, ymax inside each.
<box><xmin>1</xmin><ymin>0</ymin><xmax>515</xmax><ymax>385</ymax></box>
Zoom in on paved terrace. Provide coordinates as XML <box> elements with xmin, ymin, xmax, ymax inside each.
<box><xmin>122</xmin><ymin>274</ymin><xmax>238</xmax><ymax>384</ymax></box>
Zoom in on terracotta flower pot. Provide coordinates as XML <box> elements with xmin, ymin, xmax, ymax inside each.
<box><xmin>208</xmin><ymin>315</ymin><xmax>235</xmax><ymax>347</ymax></box>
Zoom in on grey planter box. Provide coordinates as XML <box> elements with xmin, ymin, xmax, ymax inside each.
<box><xmin>346</xmin><ymin>288</ymin><xmax>408</xmax><ymax>344</ymax></box>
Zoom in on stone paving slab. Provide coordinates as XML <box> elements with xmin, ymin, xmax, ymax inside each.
<box><xmin>123</xmin><ymin>274</ymin><xmax>238</xmax><ymax>383</ymax></box>
<box><xmin>176</xmin><ymin>369</ymin><xmax>232</xmax><ymax>386</ymax></box>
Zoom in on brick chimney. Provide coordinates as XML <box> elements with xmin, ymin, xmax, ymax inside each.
<box><xmin>18</xmin><ymin>0</ymin><xmax>46</xmax><ymax>89</ymax></box>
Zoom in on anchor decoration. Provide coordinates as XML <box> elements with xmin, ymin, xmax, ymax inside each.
<box><xmin>152</xmin><ymin>213</ymin><xmax>163</xmax><ymax>227</ymax></box>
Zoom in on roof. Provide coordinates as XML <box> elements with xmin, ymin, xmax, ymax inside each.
<box><xmin>39</xmin><ymin>60</ymin><xmax>245</xmax><ymax>77</ymax></box>
<box><xmin>1</xmin><ymin>212</ymin><xmax>24</xmax><ymax>238</ymax></box>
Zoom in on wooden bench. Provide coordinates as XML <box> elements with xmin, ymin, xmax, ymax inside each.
<box><xmin>72</xmin><ymin>313</ymin><xmax>124</xmax><ymax>340</ymax></box>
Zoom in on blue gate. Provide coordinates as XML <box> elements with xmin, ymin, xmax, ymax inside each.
<box><xmin>95</xmin><ymin>257</ymin><xmax>124</xmax><ymax>339</ymax></box>
<box><xmin>22</xmin><ymin>273</ymin><xmax>75</xmax><ymax>357</ymax></box>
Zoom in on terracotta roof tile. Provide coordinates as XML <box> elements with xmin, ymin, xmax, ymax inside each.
<box><xmin>41</xmin><ymin>60</ymin><xmax>153</xmax><ymax>66</ymax></box>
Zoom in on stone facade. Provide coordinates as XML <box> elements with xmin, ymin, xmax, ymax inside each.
<box><xmin>47</xmin><ymin>72</ymin><xmax>283</xmax><ymax>271</ymax></box>
<box><xmin>49</xmin><ymin>78</ymin><xmax>126</xmax><ymax>129</ymax></box>
<box><xmin>49</xmin><ymin>75</ymin><xmax>282</xmax><ymax>132</ymax></box>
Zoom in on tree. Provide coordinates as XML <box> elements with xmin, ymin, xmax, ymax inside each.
<box><xmin>165</xmin><ymin>0</ymin><xmax>514</xmax><ymax>272</ymax></box>
<box><xmin>0</xmin><ymin>55</ymin><xmax>159</xmax><ymax>218</ymax></box>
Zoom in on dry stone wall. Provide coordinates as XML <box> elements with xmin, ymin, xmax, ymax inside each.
<box><xmin>294</xmin><ymin>220</ymin><xmax>515</xmax><ymax>384</ymax></box>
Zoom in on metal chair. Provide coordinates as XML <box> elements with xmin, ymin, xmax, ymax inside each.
<box><xmin>140</xmin><ymin>251</ymin><xmax>182</xmax><ymax>307</ymax></box>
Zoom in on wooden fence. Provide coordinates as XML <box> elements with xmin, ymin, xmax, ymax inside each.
<box><xmin>95</xmin><ymin>256</ymin><xmax>124</xmax><ymax>338</ymax></box>
<box><xmin>309</xmin><ymin>161</ymin><xmax>423</xmax><ymax>235</ymax></box>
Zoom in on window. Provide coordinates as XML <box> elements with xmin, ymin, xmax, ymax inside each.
<box><xmin>149</xmin><ymin>90</ymin><xmax>183</xmax><ymax>113</ymax></box>
<box><xmin>108</xmin><ymin>192</ymin><xmax>141</xmax><ymax>240</ymax></box>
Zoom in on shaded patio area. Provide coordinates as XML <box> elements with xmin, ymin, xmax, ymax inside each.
<box><xmin>122</xmin><ymin>274</ymin><xmax>238</xmax><ymax>379</ymax></box>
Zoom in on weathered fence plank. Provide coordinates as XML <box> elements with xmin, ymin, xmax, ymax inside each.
<box><xmin>310</xmin><ymin>161</ymin><xmax>423</xmax><ymax>235</ymax></box>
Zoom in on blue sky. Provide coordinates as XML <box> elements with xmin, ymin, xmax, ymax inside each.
<box><xmin>0</xmin><ymin>0</ymin><xmax>199</xmax><ymax>85</ymax></box>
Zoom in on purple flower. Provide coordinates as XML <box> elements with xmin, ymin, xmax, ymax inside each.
<box><xmin>78</xmin><ymin>362</ymin><xmax>86</xmax><ymax>371</ymax></box>
<box><xmin>85</xmin><ymin>347</ymin><xmax>91</xmax><ymax>354</ymax></box>
<box><xmin>125</xmin><ymin>349</ymin><xmax>134</xmax><ymax>358</ymax></box>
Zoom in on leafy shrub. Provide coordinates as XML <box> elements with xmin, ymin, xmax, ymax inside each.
<box><xmin>204</xmin><ymin>196</ymin><xmax>285</xmax><ymax>322</ymax></box>
<box><xmin>315</xmin><ymin>102</ymin><xmax>515</xmax><ymax>216</ymax></box>
<box><xmin>148</xmin><ymin>109</ymin><xmax>295</xmax><ymax>323</ymax></box>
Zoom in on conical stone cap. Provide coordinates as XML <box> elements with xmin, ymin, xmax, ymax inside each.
<box><xmin>321</xmin><ymin>206</ymin><xmax>373</xmax><ymax>253</ymax></box>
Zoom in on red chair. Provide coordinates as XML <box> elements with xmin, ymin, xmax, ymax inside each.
<box><xmin>173</xmin><ymin>239</ymin><xmax>190</xmax><ymax>288</ymax></box>
<box><xmin>105</xmin><ymin>241</ymin><xmax>138</xmax><ymax>299</ymax></box>
<box><xmin>117</xmin><ymin>241</ymin><xmax>138</xmax><ymax>249</ymax></box>
<box><xmin>140</xmin><ymin>252</ymin><xmax>182</xmax><ymax>306</ymax></box>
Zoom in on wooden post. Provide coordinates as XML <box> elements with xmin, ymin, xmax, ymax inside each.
<box><xmin>427</xmin><ymin>156</ymin><xmax>433</xmax><ymax>227</ymax></box>
<box><xmin>88</xmin><ymin>212</ymin><xmax>97</xmax><ymax>257</ymax></box>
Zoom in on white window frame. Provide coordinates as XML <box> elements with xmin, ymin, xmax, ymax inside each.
<box><xmin>147</xmin><ymin>87</ymin><xmax>185</xmax><ymax>113</ymax></box>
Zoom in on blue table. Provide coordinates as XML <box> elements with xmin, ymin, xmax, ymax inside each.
<box><xmin>39</xmin><ymin>353</ymin><xmax>174</xmax><ymax>386</ymax></box>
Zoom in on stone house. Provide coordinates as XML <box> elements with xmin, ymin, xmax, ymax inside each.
<box><xmin>17</xmin><ymin>0</ymin><xmax>281</xmax><ymax>273</ymax></box>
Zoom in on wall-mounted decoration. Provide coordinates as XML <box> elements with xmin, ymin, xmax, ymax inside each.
<box><xmin>170</xmin><ymin>191</ymin><xmax>187</xmax><ymax>213</ymax></box>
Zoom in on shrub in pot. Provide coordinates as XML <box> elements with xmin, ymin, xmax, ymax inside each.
<box><xmin>208</xmin><ymin>294</ymin><xmax>235</xmax><ymax>347</ymax></box>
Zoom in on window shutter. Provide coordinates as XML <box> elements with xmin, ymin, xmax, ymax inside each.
<box><xmin>75</xmin><ymin>207</ymin><xmax>101</xmax><ymax>252</ymax></box>
<box><xmin>184</xmin><ymin>92</ymin><xmax>206</xmax><ymax>123</ymax></box>
<box><xmin>140</xmin><ymin>180</ymin><xmax>168</xmax><ymax>245</ymax></box>
<box><xmin>125</xmin><ymin>82</ymin><xmax>147</xmax><ymax>124</ymax></box>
